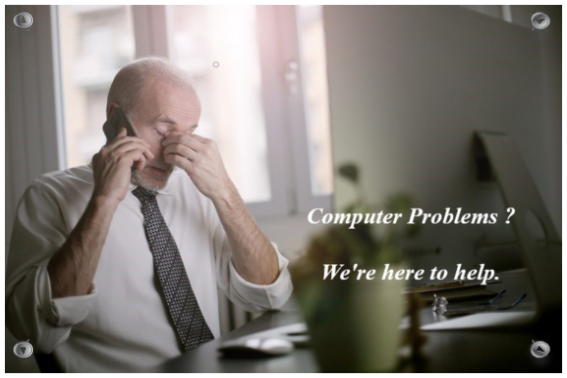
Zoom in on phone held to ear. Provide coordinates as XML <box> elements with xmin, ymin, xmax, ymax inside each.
<box><xmin>102</xmin><ymin>108</ymin><xmax>139</xmax><ymax>171</ymax></box>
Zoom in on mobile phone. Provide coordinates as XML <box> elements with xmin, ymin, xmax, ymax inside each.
<box><xmin>102</xmin><ymin>108</ymin><xmax>137</xmax><ymax>144</ymax></box>
<box><xmin>102</xmin><ymin>108</ymin><xmax>140</xmax><ymax>170</ymax></box>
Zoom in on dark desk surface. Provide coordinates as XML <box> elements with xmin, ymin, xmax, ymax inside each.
<box><xmin>153</xmin><ymin>270</ymin><xmax>561</xmax><ymax>373</ymax></box>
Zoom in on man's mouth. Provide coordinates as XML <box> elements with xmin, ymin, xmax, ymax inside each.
<box><xmin>147</xmin><ymin>166</ymin><xmax>172</xmax><ymax>176</ymax></box>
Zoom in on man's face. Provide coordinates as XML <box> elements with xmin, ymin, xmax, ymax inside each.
<box><xmin>129</xmin><ymin>78</ymin><xmax>201</xmax><ymax>191</ymax></box>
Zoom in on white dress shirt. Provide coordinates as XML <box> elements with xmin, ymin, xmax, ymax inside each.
<box><xmin>6</xmin><ymin>164</ymin><xmax>293</xmax><ymax>372</ymax></box>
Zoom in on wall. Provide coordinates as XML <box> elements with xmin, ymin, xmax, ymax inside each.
<box><xmin>323</xmin><ymin>5</ymin><xmax>561</xmax><ymax>272</ymax></box>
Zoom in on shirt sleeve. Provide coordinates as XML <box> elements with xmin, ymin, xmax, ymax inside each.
<box><xmin>6</xmin><ymin>181</ymin><xmax>98</xmax><ymax>354</ymax></box>
<box><xmin>210</xmin><ymin>204</ymin><xmax>293</xmax><ymax>313</ymax></box>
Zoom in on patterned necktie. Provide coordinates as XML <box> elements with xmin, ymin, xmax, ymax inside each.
<box><xmin>133</xmin><ymin>186</ymin><xmax>214</xmax><ymax>350</ymax></box>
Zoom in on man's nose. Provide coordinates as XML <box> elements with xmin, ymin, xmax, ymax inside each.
<box><xmin>156</xmin><ymin>124</ymin><xmax>169</xmax><ymax>137</ymax></box>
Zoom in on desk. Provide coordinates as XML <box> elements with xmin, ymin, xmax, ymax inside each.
<box><xmin>153</xmin><ymin>270</ymin><xmax>561</xmax><ymax>373</ymax></box>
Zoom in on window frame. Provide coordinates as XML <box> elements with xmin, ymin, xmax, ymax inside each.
<box><xmin>58</xmin><ymin>5</ymin><xmax>333</xmax><ymax>219</ymax></box>
<box><xmin>136</xmin><ymin>5</ymin><xmax>333</xmax><ymax>218</ymax></box>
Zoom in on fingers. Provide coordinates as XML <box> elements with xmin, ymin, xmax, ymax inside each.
<box><xmin>114</xmin><ymin>141</ymin><xmax>155</xmax><ymax>161</ymax></box>
<box><xmin>100</xmin><ymin>129</ymin><xmax>154</xmax><ymax>171</ymax></box>
<box><xmin>116</xmin><ymin>127</ymin><xmax>127</xmax><ymax>139</ymax></box>
<box><xmin>108</xmin><ymin>129</ymin><xmax>151</xmax><ymax>150</ymax></box>
<box><xmin>101</xmin><ymin>132</ymin><xmax>154</xmax><ymax>169</ymax></box>
<box><xmin>134</xmin><ymin>155</ymin><xmax>146</xmax><ymax>171</ymax></box>
<box><xmin>113</xmin><ymin>136</ymin><xmax>151</xmax><ymax>150</ymax></box>
<box><xmin>163</xmin><ymin>143</ymin><xmax>198</xmax><ymax>161</ymax></box>
<box><xmin>190</xmin><ymin>134</ymin><xmax>209</xmax><ymax>144</ymax></box>
<box><xmin>165</xmin><ymin>153</ymin><xmax>192</xmax><ymax>172</ymax></box>
<box><xmin>123</xmin><ymin>149</ymin><xmax>148</xmax><ymax>170</ymax></box>
<box><xmin>162</xmin><ymin>133</ymin><xmax>204</xmax><ymax>151</ymax></box>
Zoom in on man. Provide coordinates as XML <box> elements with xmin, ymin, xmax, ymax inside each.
<box><xmin>6</xmin><ymin>57</ymin><xmax>293</xmax><ymax>372</ymax></box>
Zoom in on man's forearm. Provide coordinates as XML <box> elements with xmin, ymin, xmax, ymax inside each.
<box><xmin>47</xmin><ymin>196</ymin><xmax>118</xmax><ymax>298</ymax></box>
<box><xmin>212</xmin><ymin>184</ymin><xmax>279</xmax><ymax>285</ymax></box>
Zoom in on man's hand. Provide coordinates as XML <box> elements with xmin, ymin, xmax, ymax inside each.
<box><xmin>163</xmin><ymin>133</ymin><xmax>234</xmax><ymax>200</ymax></box>
<box><xmin>163</xmin><ymin>132</ymin><xmax>279</xmax><ymax>284</ymax></box>
<box><xmin>92</xmin><ymin>128</ymin><xmax>154</xmax><ymax>205</ymax></box>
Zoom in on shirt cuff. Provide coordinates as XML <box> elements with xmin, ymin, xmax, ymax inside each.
<box><xmin>38</xmin><ymin>260</ymin><xmax>98</xmax><ymax>327</ymax></box>
<box><xmin>228</xmin><ymin>242</ymin><xmax>293</xmax><ymax>310</ymax></box>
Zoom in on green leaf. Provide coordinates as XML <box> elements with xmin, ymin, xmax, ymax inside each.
<box><xmin>338</xmin><ymin>163</ymin><xmax>359</xmax><ymax>184</ymax></box>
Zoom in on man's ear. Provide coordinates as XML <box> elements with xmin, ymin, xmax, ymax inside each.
<box><xmin>107</xmin><ymin>102</ymin><xmax>120</xmax><ymax>119</ymax></box>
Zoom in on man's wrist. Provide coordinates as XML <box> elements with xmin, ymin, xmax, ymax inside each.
<box><xmin>89</xmin><ymin>194</ymin><xmax>120</xmax><ymax>214</ymax></box>
<box><xmin>211</xmin><ymin>182</ymin><xmax>242</xmax><ymax>212</ymax></box>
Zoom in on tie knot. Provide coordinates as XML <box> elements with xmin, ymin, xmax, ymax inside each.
<box><xmin>132</xmin><ymin>186</ymin><xmax>157</xmax><ymax>204</ymax></box>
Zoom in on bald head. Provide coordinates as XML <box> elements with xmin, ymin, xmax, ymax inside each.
<box><xmin>106</xmin><ymin>57</ymin><xmax>198</xmax><ymax>122</ymax></box>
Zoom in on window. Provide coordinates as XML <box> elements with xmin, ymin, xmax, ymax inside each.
<box><xmin>170</xmin><ymin>6</ymin><xmax>271</xmax><ymax>204</ymax></box>
<box><xmin>297</xmin><ymin>5</ymin><xmax>333</xmax><ymax>197</ymax></box>
<box><xmin>57</xmin><ymin>5</ymin><xmax>333</xmax><ymax>217</ymax></box>
<box><xmin>58</xmin><ymin>5</ymin><xmax>136</xmax><ymax>168</ymax></box>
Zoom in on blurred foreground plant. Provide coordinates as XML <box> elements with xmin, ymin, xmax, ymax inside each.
<box><xmin>292</xmin><ymin>162</ymin><xmax>419</xmax><ymax>280</ymax></box>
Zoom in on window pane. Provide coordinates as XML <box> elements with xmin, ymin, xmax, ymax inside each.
<box><xmin>170</xmin><ymin>5</ymin><xmax>271</xmax><ymax>203</ymax></box>
<box><xmin>297</xmin><ymin>5</ymin><xmax>334</xmax><ymax>196</ymax></box>
<box><xmin>58</xmin><ymin>5</ymin><xmax>135</xmax><ymax>168</ymax></box>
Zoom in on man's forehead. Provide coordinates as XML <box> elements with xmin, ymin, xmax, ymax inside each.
<box><xmin>142</xmin><ymin>78</ymin><xmax>201</xmax><ymax>121</ymax></box>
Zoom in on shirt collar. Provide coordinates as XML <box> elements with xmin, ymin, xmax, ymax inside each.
<box><xmin>128</xmin><ymin>183</ymin><xmax>171</xmax><ymax>195</ymax></box>
<box><xmin>87</xmin><ymin>161</ymin><xmax>173</xmax><ymax>196</ymax></box>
